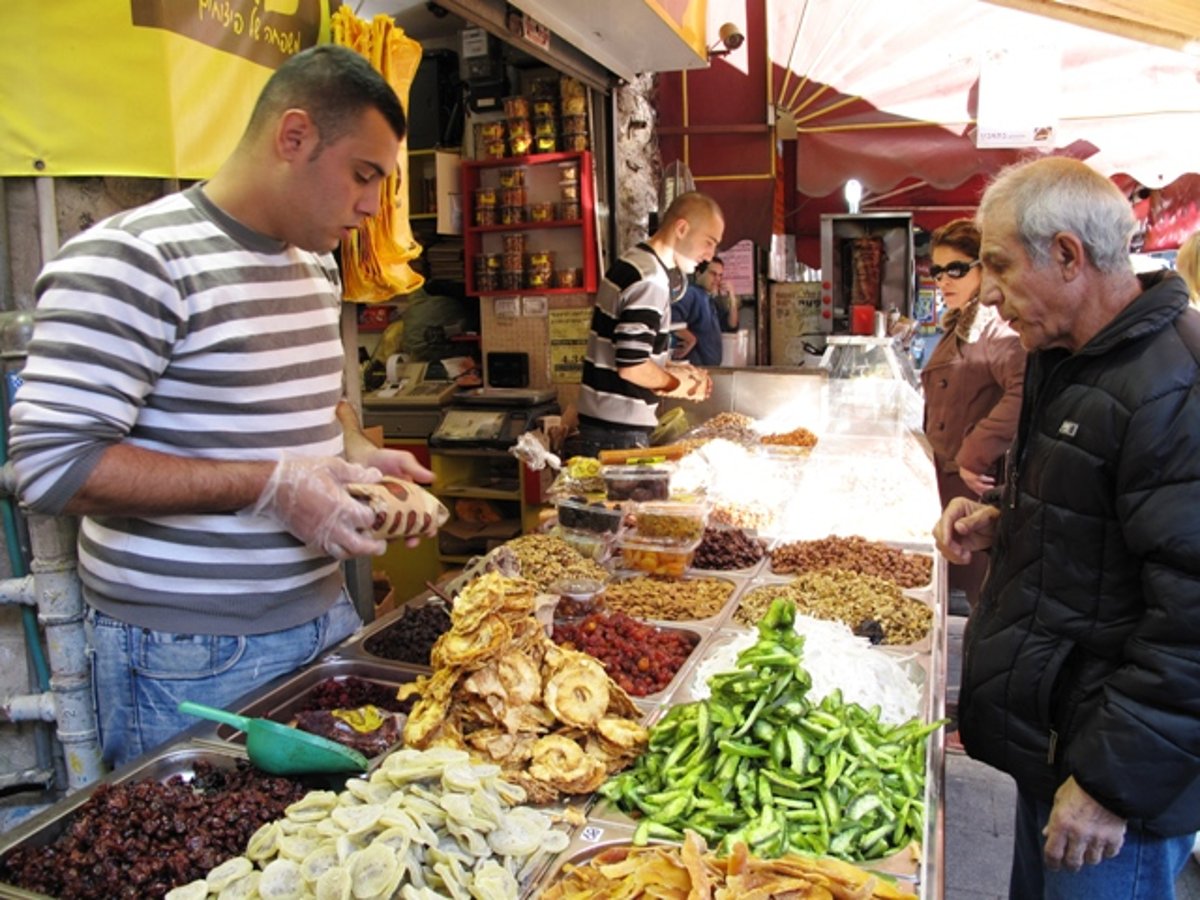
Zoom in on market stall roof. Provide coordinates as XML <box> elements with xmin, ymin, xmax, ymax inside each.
<box><xmin>772</xmin><ymin>0</ymin><xmax>1200</xmax><ymax>199</ymax></box>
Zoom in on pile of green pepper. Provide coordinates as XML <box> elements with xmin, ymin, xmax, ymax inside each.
<box><xmin>598</xmin><ymin>598</ymin><xmax>945</xmax><ymax>861</ymax></box>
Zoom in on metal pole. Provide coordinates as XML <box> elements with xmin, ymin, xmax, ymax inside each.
<box><xmin>26</xmin><ymin>514</ymin><xmax>104</xmax><ymax>789</ymax></box>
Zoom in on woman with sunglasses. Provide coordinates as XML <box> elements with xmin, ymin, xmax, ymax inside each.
<box><xmin>920</xmin><ymin>218</ymin><xmax>1026</xmax><ymax>611</ymax></box>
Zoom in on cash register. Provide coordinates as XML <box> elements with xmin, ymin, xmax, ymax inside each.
<box><xmin>361</xmin><ymin>360</ymin><xmax>460</xmax><ymax>440</ymax></box>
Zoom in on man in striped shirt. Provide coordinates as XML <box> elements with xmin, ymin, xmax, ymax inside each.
<box><xmin>8</xmin><ymin>46</ymin><xmax>435</xmax><ymax>767</ymax></box>
<box><xmin>571</xmin><ymin>192</ymin><xmax>723</xmax><ymax>458</ymax></box>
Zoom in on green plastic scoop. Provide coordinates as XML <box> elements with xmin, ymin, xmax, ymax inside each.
<box><xmin>178</xmin><ymin>700</ymin><xmax>369</xmax><ymax>776</ymax></box>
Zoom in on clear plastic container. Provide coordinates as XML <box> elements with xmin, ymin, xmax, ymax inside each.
<box><xmin>556</xmin><ymin>497</ymin><xmax>623</xmax><ymax>534</ymax></box>
<box><xmin>632</xmin><ymin>501</ymin><xmax>708</xmax><ymax>542</ymax></box>
<box><xmin>602</xmin><ymin>465</ymin><xmax>671</xmax><ymax>502</ymax></box>
<box><xmin>618</xmin><ymin>534</ymin><xmax>701</xmax><ymax>577</ymax></box>
<box><xmin>555</xmin><ymin>525</ymin><xmax>611</xmax><ymax>562</ymax></box>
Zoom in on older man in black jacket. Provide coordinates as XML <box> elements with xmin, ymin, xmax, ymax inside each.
<box><xmin>934</xmin><ymin>157</ymin><xmax>1200</xmax><ymax>899</ymax></box>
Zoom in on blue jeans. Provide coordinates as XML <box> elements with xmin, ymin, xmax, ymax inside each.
<box><xmin>86</xmin><ymin>591</ymin><xmax>362</xmax><ymax>768</ymax></box>
<box><xmin>1011</xmin><ymin>786</ymin><xmax>1193</xmax><ymax>899</ymax></box>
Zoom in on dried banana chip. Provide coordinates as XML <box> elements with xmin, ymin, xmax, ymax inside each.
<box><xmin>286</xmin><ymin>790</ymin><xmax>339</xmax><ymax>822</ymax></box>
<box><xmin>276</xmin><ymin>831</ymin><xmax>324</xmax><ymax>863</ymax></box>
<box><xmin>345</xmin><ymin>778</ymin><xmax>394</xmax><ymax>805</ymax></box>
<box><xmin>299</xmin><ymin>841</ymin><xmax>341</xmax><ymax>884</ymax></box>
<box><xmin>470</xmin><ymin>860</ymin><xmax>519</xmax><ymax>900</ymax></box>
<box><xmin>444</xmin><ymin>819</ymin><xmax>491</xmax><ymax>858</ymax></box>
<box><xmin>314</xmin><ymin>865</ymin><xmax>352</xmax><ymax>900</ymax></box>
<box><xmin>257</xmin><ymin>857</ymin><xmax>305</xmax><ymax>900</ymax></box>
<box><xmin>438</xmin><ymin>793</ymin><xmax>492</xmax><ymax>832</ymax></box>
<box><xmin>330</xmin><ymin>802</ymin><xmax>384</xmax><ymax>835</ymax></box>
<box><xmin>164</xmin><ymin>881</ymin><xmax>209</xmax><ymax>900</ymax></box>
<box><xmin>432</xmin><ymin>859</ymin><xmax>471</xmax><ymax>900</ymax></box>
<box><xmin>347</xmin><ymin>843</ymin><xmax>400</xmax><ymax>898</ymax></box>
<box><xmin>540</xmin><ymin>828</ymin><xmax>570</xmax><ymax>853</ymax></box>
<box><xmin>206</xmin><ymin>856</ymin><xmax>253</xmax><ymax>891</ymax></box>
<box><xmin>374</xmin><ymin>825</ymin><xmax>413</xmax><ymax>855</ymax></box>
<box><xmin>215</xmin><ymin>870</ymin><xmax>260</xmax><ymax>900</ymax></box>
<box><xmin>247</xmin><ymin>820</ymin><xmax>285</xmax><ymax>864</ymax></box>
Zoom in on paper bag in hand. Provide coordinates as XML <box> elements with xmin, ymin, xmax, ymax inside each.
<box><xmin>347</xmin><ymin>477</ymin><xmax>449</xmax><ymax>540</ymax></box>
<box><xmin>659</xmin><ymin>363</ymin><xmax>713</xmax><ymax>401</ymax></box>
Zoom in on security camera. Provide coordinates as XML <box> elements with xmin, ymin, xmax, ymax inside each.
<box><xmin>708</xmin><ymin>22</ymin><xmax>745</xmax><ymax>59</ymax></box>
<box><xmin>718</xmin><ymin>22</ymin><xmax>745</xmax><ymax>52</ymax></box>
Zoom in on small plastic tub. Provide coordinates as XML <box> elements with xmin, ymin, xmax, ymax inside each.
<box><xmin>559</xmin><ymin>180</ymin><xmax>580</xmax><ymax>201</ymax></box>
<box><xmin>557</xmin><ymin>497</ymin><xmax>623</xmax><ymax>534</ymax></box>
<box><xmin>556</xmin><ymin>526</ymin><xmax>610</xmax><ymax>562</ymax></box>
<box><xmin>618</xmin><ymin>535</ymin><xmax>700</xmax><ymax>578</ymax></box>
<box><xmin>633</xmin><ymin>501</ymin><xmax>708</xmax><ymax>542</ymax></box>
<box><xmin>551</xmin><ymin>576</ymin><xmax>606</xmax><ymax>618</ymax></box>
<box><xmin>603</xmin><ymin>465</ymin><xmax>671</xmax><ymax>502</ymax></box>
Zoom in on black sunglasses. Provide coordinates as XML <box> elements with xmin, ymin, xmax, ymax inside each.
<box><xmin>929</xmin><ymin>260</ymin><xmax>980</xmax><ymax>280</ymax></box>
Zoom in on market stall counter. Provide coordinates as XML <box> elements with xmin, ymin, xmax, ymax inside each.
<box><xmin>0</xmin><ymin>363</ymin><xmax>950</xmax><ymax>899</ymax></box>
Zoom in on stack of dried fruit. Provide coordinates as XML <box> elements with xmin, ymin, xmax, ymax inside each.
<box><xmin>541</xmin><ymin>831</ymin><xmax>914</xmax><ymax>898</ymax></box>
<box><xmin>770</xmin><ymin>535</ymin><xmax>933</xmax><ymax>588</ymax></box>
<box><xmin>290</xmin><ymin>675</ymin><xmax>414</xmax><ymax>757</ymax></box>
<box><xmin>398</xmin><ymin>572</ymin><xmax>648</xmax><ymax>803</ymax></box>
<box><xmin>553</xmin><ymin>611</ymin><xmax>698</xmax><ymax>696</ymax></box>
<box><xmin>363</xmin><ymin>603</ymin><xmax>452</xmax><ymax>665</ymax></box>
<box><xmin>735</xmin><ymin>572</ymin><xmax>933</xmax><ymax>647</ymax></box>
<box><xmin>166</xmin><ymin>747</ymin><xmax>571</xmax><ymax>900</ymax></box>
<box><xmin>0</xmin><ymin>761</ymin><xmax>307</xmax><ymax>900</ymax></box>
<box><xmin>599</xmin><ymin>599</ymin><xmax>944</xmax><ymax>862</ymax></box>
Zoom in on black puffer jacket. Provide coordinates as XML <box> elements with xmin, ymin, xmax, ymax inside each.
<box><xmin>959</xmin><ymin>272</ymin><xmax>1200</xmax><ymax>836</ymax></box>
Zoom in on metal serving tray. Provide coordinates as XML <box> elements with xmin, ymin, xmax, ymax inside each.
<box><xmin>188</xmin><ymin>657</ymin><xmax>426</xmax><ymax>761</ymax></box>
<box><xmin>531</xmin><ymin>824</ymin><xmax>920</xmax><ymax>894</ymax></box>
<box><xmin>332</xmin><ymin>593</ymin><xmax>447</xmax><ymax>668</ymax></box>
<box><xmin>0</xmin><ymin>743</ymin><xmax>339</xmax><ymax>900</ymax></box>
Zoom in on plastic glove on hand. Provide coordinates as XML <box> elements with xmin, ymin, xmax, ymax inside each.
<box><xmin>248</xmin><ymin>457</ymin><xmax>386</xmax><ymax>560</ymax></box>
<box><xmin>660</xmin><ymin>363</ymin><xmax>713</xmax><ymax>400</ymax></box>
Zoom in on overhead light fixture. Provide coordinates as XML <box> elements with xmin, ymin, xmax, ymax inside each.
<box><xmin>707</xmin><ymin>22</ymin><xmax>745</xmax><ymax>60</ymax></box>
<box><xmin>844</xmin><ymin>179</ymin><xmax>863</xmax><ymax>214</ymax></box>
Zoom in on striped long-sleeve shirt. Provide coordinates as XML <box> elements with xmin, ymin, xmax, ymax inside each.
<box><xmin>577</xmin><ymin>244</ymin><xmax>672</xmax><ymax>430</ymax></box>
<box><xmin>8</xmin><ymin>185</ymin><xmax>347</xmax><ymax>635</ymax></box>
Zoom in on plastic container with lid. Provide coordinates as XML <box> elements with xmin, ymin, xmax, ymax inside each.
<box><xmin>618</xmin><ymin>534</ymin><xmax>700</xmax><ymax>577</ymax></box>
<box><xmin>550</xmin><ymin>575</ymin><xmax>606</xmax><ymax>618</ymax></box>
<box><xmin>603</xmin><ymin>464</ymin><xmax>671</xmax><ymax>502</ymax></box>
<box><xmin>555</xmin><ymin>526</ymin><xmax>610</xmax><ymax>562</ymax></box>
<box><xmin>633</xmin><ymin>500</ymin><xmax>708</xmax><ymax>542</ymax></box>
<box><xmin>556</xmin><ymin>497</ymin><xmax>623</xmax><ymax>534</ymax></box>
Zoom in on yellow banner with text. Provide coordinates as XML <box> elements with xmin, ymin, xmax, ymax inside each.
<box><xmin>0</xmin><ymin>1</ymin><xmax>332</xmax><ymax>177</ymax></box>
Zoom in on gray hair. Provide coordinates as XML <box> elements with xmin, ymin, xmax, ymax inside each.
<box><xmin>977</xmin><ymin>158</ymin><xmax>1135</xmax><ymax>274</ymax></box>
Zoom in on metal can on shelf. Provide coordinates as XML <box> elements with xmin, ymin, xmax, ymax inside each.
<box><xmin>559</xmin><ymin>180</ymin><xmax>579</xmax><ymax>201</ymax></box>
<box><xmin>497</xmin><ymin>166</ymin><xmax>525</xmax><ymax>188</ymax></box>
<box><xmin>503</xmin><ymin>96</ymin><xmax>530</xmax><ymax>119</ymax></box>
<box><xmin>560</xmin><ymin>200</ymin><xmax>582</xmax><ymax>220</ymax></box>
<box><xmin>556</xmin><ymin>267</ymin><xmax>582</xmax><ymax>288</ymax></box>
<box><xmin>530</xmin><ymin>201</ymin><xmax>556</xmax><ymax>222</ymax></box>
<box><xmin>501</xmin><ymin>186</ymin><xmax>527</xmax><ymax>207</ymax></box>
<box><xmin>500</xmin><ymin>270</ymin><xmax>524</xmax><ymax>291</ymax></box>
<box><xmin>558</xmin><ymin>160</ymin><xmax>580</xmax><ymax>182</ymax></box>
<box><xmin>501</xmin><ymin>233</ymin><xmax>527</xmax><ymax>255</ymax></box>
<box><xmin>561</xmin><ymin>133</ymin><xmax>589</xmax><ymax>152</ymax></box>
<box><xmin>500</xmin><ymin>205</ymin><xmax>526</xmax><ymax>225</ymax></box>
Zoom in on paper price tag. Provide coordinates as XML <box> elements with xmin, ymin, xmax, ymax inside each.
<box><xmin>580</xmin><ymin>825</ymin><xmax>604</xmax><ymax>843</ymax></box>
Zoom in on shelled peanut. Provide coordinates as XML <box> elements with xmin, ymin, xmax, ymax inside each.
<box><xmin>770</xmin><ymin>535</ymin><xmax>932</xmax><ymax>588</ymax></box>
<box><xmin>602</xmin><ymin>576</ymin><xmax>732</xmax><ymax>621</ymax></box>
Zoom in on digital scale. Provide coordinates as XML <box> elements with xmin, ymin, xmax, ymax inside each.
<box><xmin>361</xmin><ymin>361</ymin><xmax>461</xmax><ymax>440</ymax></box>
<box><xmin>429</xmin><ymin>387</ymin><xmax>559</xmax><ymax>450</ymax></box>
